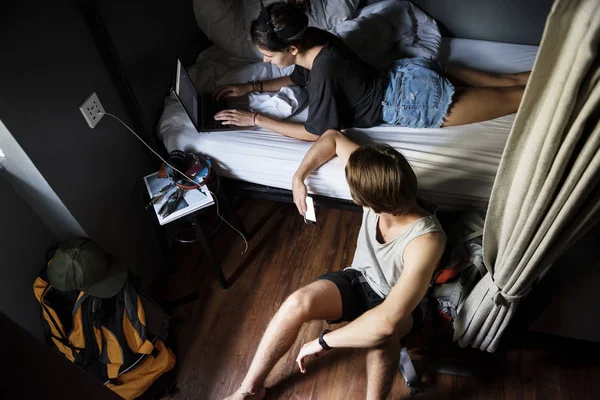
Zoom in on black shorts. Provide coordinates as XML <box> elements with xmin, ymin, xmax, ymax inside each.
<box><xmin>318</xmin><ymin>269</ymin><xmax>423</xmax><ymax>333</ymax></box>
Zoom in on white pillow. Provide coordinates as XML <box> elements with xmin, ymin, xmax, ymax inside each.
<box><xmin>332</xmin><ymin>0</ymin><xmax>441</xmax><ymax>69</ymax></box>
<box><xmin>242</xmin><ymin>0</ymin><xmax>361</xmax><ymax>34</ymax></box>
<box><xmin>193</xmin><ymin>0</ymin><xmax>262</xmax><ymax>60</ymax></box>
<box><xmin>249</xmin><ymin>86</ymin><xmax>308</xmax><ymax>120</ymax></box>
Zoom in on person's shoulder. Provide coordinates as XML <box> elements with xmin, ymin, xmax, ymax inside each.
<box><xmin>406</xmin><ymin>213</ymin><xmax>446</xmax><ymax>249</ymax></box>
<box><xmin>415</xmin><ymin>229</ymin><xmax>446</xmax><ymax>249</ymax></box>
<box><xmin>293</xmin><ymin>64</ymin><xmax>309</xmax><ymax>75</ymax></box>
<box><xmin>403</xmin><ymin>230</ymin><xmax>446</xmax><ymax>272</ymax></box>
<box><xmin>322</xmin><ymin>35</ymin><xmax>351</xmax><ymax>58</ymax></box>
<box><xmin>410</xmin><ymin>227</ymin><xmax>446</xmax><ymax>254</ymax></box>
<box><xmin>311</xmin><ymin>54</ymin><xmax>339</xmax><ymax>80</ymax></box>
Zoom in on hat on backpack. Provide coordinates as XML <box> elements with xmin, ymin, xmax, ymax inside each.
<box><xmin>47</xmin><ymin>237</ymin><xmax>127</xmax><ymax>298</ymax></box>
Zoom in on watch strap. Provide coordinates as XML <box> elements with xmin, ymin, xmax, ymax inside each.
<box><xmin>318</xmin><ymin>329</ymin><xmax>332</xmax><ymax>351</ymax></box>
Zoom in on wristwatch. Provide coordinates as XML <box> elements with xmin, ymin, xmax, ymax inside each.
<box><xmin>318</xmin><ymin>329</ymin><xmax>332</xmax><ymax>351</ymax></box>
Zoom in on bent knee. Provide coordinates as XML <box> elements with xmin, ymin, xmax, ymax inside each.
<box><xmin>280</xmin><ymin>288</ymin><xmax>317</xmax><ymax>319</ymax></box>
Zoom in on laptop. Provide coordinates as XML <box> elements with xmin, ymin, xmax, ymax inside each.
<box><xmin>173</xmin><ymin>58</ymin><xmax>248</xmax><ymax>132</ymax></box>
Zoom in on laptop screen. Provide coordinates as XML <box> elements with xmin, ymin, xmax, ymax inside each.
<box><xmin>174</xmin><ymin>59</ymin><xmax>199</xmax><ymax>128</ymax></box>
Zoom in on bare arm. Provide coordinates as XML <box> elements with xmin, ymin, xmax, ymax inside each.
<box><xmin>214</xmin><ymin>76</ymin><xmax>295</xmax><ymax>100</ymax></box>
<box><xmin>296</xmin><ymin>231</ymin><xmax>446</xmax><ymax>373</ymax></box>
<box><xmin>322</xmin><ymin>232</ymin><xmax>446</xmax><ymax>348</ymax></box>
<box><xmin>255</xmin><ymin>115</ymin><xmax>319</xmax><ymax>141</ymax></box>
<box><xmin>213</xmin><ymin>75</ymin><xmax>318</xmax><ymax>141</ymax></box>
<box><xmin>292</xmin><ymin>130</ymin><xmax>360</xmax><ymax>214</ymax></box>
<box><xmin>213</xmin><ymin>111</ymin><xmax>319</xmax><ymax>141</ymax></box>
<box><xmin>261</xmin><ymin>76</ymin><xmax>295</xmax><ymax>92</ymax></box>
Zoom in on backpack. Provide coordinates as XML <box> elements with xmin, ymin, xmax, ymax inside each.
<box><xmin>33</xmin><ymin>268</ymin><xmax>176</xmax><ymax>399</ymax></box>
<box><xmin>399</xmin><ymin>210</ymin><xmax>487</xmax><ymax>394</ymax></box>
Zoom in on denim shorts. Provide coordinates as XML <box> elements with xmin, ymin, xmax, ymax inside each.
<box><xmin>381</xmin><ymin>57</ymin><xmax>455</xmax><ymax>128</ymax></box>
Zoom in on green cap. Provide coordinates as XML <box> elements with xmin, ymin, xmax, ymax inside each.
<box><xmin>47</xmin><ymin>237</ymin><xmax>127</xmax><ymax>298</ymax></box>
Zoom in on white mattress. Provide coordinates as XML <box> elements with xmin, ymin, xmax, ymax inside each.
<box><xmin>160</xmin><ymin>38</ymin><xmax>539</xmax><ymax>210</ymax></box>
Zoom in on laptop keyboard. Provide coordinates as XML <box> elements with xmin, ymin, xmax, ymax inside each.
<box><xmin>201</xmin><ymin>93</ymin><xmax>228</xmax><ymax>130</ymax></box>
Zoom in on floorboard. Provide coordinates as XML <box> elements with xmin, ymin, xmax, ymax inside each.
<box><xmin>150</xmin><ymin>198</ymin><xmax>600</xmax><ymax>400</ymax></box>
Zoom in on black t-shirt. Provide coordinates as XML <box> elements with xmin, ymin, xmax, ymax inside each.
<box><xmin>290</xmin><ymin>31</ymin><xmax>385</xmax><ymax>136</ymax></box>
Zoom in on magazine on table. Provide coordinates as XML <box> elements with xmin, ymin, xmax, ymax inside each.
<box><xmin>143</xmin><ymin>172</ymin><xmax>214</xmax><ymax>226</ymax></box>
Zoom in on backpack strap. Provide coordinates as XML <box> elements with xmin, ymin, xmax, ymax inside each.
<box><xmin>398</xmin><ymin>347</ymin><xmax>423</xmax><ymax>395</ymax></box>
<box><xmin>94</xmin><ymin>286</ymin><xmax>157</xmax><ymax>384</ymax></box>
<box><xmin>35</xmin><ymin>281</ymin><xmax>82</xmax><ymax>360</ymax></box>
<box><xmin>122</xmin><ymin>282</ymin><xmax>155</xmax><ymax>354</ymax></box>
<box><xmin>99</xmin><ymin>324</ymin><xmax>125</xmax><ymax>381</ymax></box>
<box><xmin>67</xmin><ymin>293</ymin><xmax>90</xmax><ymax>349</ymax></box>
<box><xmin>467</xmin><ymin>242</ymin><xmax>486</xmax><ymax>277</ymax></box>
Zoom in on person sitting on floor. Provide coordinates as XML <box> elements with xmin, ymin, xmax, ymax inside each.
<box><xmin>214</xmin><ymin>1</ymin><xmax>530</xmax><ymax>141</ymax></box>
<box><xmin>224</xmin><ymin>130</ymin><xmax>447</xmax><ymax>399</ymax></box>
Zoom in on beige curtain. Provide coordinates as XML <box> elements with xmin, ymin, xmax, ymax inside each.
<box><xmin>454</xmin><ymin>0</ymin><xmax>600</xmax><ymax>352</ymax></box>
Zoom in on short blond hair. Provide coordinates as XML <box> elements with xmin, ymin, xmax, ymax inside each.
<box><xmin>345</xmin><ymin>145</ymin><xmax>418</xmax><ymax>215</ymax></box>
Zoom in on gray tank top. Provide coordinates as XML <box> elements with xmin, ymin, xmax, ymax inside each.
<box><xmin>347</xmin><ymin>208</ymin><xmax>445</xmax><ymax>298</ymax></box>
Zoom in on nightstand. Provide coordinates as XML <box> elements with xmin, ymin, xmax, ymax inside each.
<box><xmin>146</xmin><ymin>169</ymin><xmax>247</xmax><ymax>290</ymax></box>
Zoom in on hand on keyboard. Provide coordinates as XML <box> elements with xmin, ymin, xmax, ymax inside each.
<box><xmin>213</xmin><ymin>83</ymin><xmax>252</xmax><ymax>100</ymax></box>
<box><xmin>213</xmin><ymin>109</ymin><xmax>257</xmax><ymax>127</ymax></box>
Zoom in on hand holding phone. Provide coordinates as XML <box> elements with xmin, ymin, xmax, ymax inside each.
<box><xmin>303</xmin><ymin>196</ymin><xmax>317</xmax><ymax>225</ymax></box>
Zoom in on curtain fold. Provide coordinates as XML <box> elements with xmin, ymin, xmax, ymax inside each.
<box><xmin>454</xmin><ymin>0</ymin><xmax>600</xmax><ymax>352</ymax></box>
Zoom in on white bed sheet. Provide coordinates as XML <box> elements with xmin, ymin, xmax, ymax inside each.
<box><xmin>159</xmin><ymin>38</ymin><xmax>538</xmax><ymax>210</ymax></box>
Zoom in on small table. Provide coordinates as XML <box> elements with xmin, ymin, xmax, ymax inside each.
<box><xmin>146</xmin><ymin>170</ymin><xmax>247</xmax><ymax>290</ymax></box>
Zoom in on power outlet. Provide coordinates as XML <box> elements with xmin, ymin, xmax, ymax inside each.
<box><xmin>79</xmin><ymin>92</ymin><xmax>105</xmax><ymax>128</ymax></box>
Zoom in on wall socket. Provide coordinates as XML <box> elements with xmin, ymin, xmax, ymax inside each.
<box><xmin>79</xmin><ymin>92</ymin><xmax>105</xmax><ymax>128</ymax></box>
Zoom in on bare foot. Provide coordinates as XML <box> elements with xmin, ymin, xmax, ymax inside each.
<box><xmin>223</xmin><ymin>387</ymin><xmax>266</xmax><ymax>400</ymax></box>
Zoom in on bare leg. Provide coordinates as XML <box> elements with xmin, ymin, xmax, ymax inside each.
<box><xmin>444</xmin><ymin>65</ymin><xmax>530</xmax><ymax>88</ymax></box>
<box><xmin>442</xmin><ymin>86</ymin><xmax>525</xmax><ymax>127</ymax></box>
<box><xmin>224</xmin><ymin>280</ymin><xmax>343</xmax><ymax>400</ymax></box>
<box><xmin>365</xmin><ymin>316</ymin><xmax>412</xmax><ymax>400</ymax></box>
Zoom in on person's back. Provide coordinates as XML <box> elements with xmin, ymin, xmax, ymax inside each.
<box><xmin>289</xmin><ymin>29</ymin><xmax>385</xmax><ymax>133</ymax></box>
<box><xmin>214</xmin><ymin>1</ymin><xmax>531</xmax><ymax>140</ymax></box>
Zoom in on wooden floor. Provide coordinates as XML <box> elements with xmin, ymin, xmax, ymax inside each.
<box><xmin>150</xmin><ymin>198</ymin><xmax>600</xmax><ymax>400</ymax></box>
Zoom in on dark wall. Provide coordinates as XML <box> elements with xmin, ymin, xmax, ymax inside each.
<box><xmin>410</xmin><ymin>0</ymin><xmax>554</xmax><ymax>45</ymax></box>
<box><xmin>527</xmin><ymin>223</ymin><xmax>600</xmax><ymax>342</ymax></box>
<box><xmin>92</xmin><ymin>0</ymin><xmax>210</xmax><ymax>138</ymax></box>
<box><xmin>0</xmin><ymin>311</ymin><xmax>120</xmax><ymax>400</ymax></box>
<box><xmin>0</xmin><ymin>175</ymin><xmax>57</xmax><ymax>340</ymax></box>
<box><xmin>0</xmin><ymin>0</ymin><xmax>163</xmax><ymax>287</ymax></box>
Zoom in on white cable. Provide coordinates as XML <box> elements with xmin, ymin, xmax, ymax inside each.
<box><xmin>101</xmin><ymin>112</ymin><xmax>248</xmax><ymax>253</ymax></box>
<box><xmin>209</xmin><ymin>186</ymin><xmax>249</xmax><ymax>254</ymax></box>
<box><xmin>100</xmin><ymin>112</ymin><xmax>198</xmax><ymax>187</ymax></box>
<box><xmin>208</xmin><ymin>174</ymin><xmax>249</xmax><ymax>253</ymax></box>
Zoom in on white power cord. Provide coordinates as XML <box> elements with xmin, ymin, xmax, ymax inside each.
<box><xmin>100</xmin><ymin>112</ymin><xmax>248</xmax><ymax>254</ymax></box>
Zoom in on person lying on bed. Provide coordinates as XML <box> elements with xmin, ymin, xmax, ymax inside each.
<box><xmin>214</xmin><ymin>1</ymin><xmax>530</xmax><ymax>142</ymax></box>
<box><xmin>224</xmin><ymin>131</ymin><xmax>446</xmax><ymax>400</ymax></box>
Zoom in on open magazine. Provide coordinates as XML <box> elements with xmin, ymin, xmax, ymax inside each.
<box><xmin>143</xmin><ymin>172</ymin><xmax>214</xmax><ymax>226</ymax></box>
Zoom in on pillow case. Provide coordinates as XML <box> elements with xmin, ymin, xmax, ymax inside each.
<box><xmin>332</xmin><ymin>0</ymin><xmax>441</xmax><ymax>69</ymax></box>
<box><xmin>242</xmin><ymin>0</ymin><xmax>361</xmax><ymax>34</ymax></box>
<box><xmin>192</xmin><ymin>0</ymin><xmax>262</xmax><ymax>60</ymax></box>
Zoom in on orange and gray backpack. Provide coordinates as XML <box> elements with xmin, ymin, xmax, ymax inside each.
<box><xmin>399</xmin><ymin>210</ymin><xmax>487</xmax><ymax>394</ymax></box>
<box><xmin>33</xmin><ymin>269</ymin><xmax>176</xmax><ymax>399</ymax></box>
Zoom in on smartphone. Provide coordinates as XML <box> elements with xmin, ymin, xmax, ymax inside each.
<box><xmin>303</xmin><ymin>196</ymin><xmax>317</xmax><ymax>225</ymax></box>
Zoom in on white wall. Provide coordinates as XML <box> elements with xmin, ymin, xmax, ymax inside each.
<box><xmin>0</xmin><ymin>119</ymin><xmax>85</xmax><ymax>239</ymax></box>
